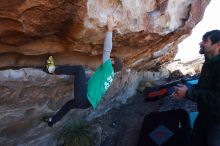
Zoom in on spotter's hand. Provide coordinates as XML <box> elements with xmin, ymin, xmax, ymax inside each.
<box><xmin>172</xmin><ymin>84</ymin><xmax>188</xmax><ymax>99</ymax></box>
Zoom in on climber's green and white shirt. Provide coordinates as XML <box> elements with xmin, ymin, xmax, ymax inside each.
<box><xmin>87</xmin><ymin>59</ymin><xmax>114</xmax><ymax>109</ymax></box>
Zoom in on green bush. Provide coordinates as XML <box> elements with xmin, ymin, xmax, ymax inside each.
<box><xmin>56</xmin><ymin>120</ymin><xmax>93</xmax><ymax>146</ymax></box>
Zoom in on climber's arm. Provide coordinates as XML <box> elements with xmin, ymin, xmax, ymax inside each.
<box><xmin>102</xmin><ymin>15</ymin><xmax>116</xmax><ymax>63</ymax></box>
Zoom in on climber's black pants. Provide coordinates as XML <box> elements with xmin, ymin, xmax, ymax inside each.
<box><xmin>51</xmin><ymin>65</ymin><xmax>91</xmax><ymax>124</ymax></box>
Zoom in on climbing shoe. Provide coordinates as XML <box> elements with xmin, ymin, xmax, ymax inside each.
<box><xmin>46</xmin><ymin>56</ymin><xmax>56</xmax><ymax>73</ymax></box>
<box><xmin>42</xmin><ymin>116</ymin><xmax>53</xmax><ymax>127</ymax></box>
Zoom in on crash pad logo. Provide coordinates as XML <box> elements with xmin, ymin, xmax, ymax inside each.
<box><xmin>149</xmin><ymin>124</ymin><xmax>174</xmax><ymax>145</ymax></box>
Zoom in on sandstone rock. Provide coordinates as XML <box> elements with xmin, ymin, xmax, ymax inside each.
<box><xmin>0</xmin><ymin>0</ymin><xmax>209</xmax><ymax>70</ymax></box>
<box><xmin>166</xmin><ymin>56</ymin><xmax>204</xmax><ymax>76</ymax></box>
<box><xmin>0</xmin><ymin>67</ymin><xmax>170</xmax><ymax>145</ymax></box>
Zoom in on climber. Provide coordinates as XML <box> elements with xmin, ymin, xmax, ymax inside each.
<box><xmin>43</xmin><ymin>15</ymin><xmax>123</xmax><ymax>127</ymax></box>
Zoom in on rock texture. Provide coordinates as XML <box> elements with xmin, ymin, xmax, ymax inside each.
<box><xmin>0</xmin><ymin>0</ymin><xmax>210</xmax><ymax>70</ymax></box>
<box><xmin>0</xmin><ymin>57</ymin><xmax>201</xmax><ymax>145</ymax></box>
<box><xmin>0</xmin><ymin>67</ymin><xmax>169</xmax><ymax>145</ymax></box>
<box><xmin>0</xmin><ymin>55</ymin><xmax>203</xmax><ymax>145</ymax></box>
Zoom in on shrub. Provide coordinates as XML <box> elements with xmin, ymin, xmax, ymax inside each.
<box><xmin>56</xmin><ymin>120</ymin><xmax>93</xmax><ymax>146</ymax></box>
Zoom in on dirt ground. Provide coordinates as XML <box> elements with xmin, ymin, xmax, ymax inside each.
<box><xmin>94</xmin><ymin>92</ymin><xmax>197</xmax><ymax>146</ymax></box>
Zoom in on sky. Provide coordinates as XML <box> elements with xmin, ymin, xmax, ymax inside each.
<box><xmin>174</xmin><ymin>0</ymin><xmax>220</xmax><ymax>62</ymax></box>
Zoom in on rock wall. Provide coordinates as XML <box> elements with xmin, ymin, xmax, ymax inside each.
<box><xmin>0</xmin><ymin>68</ymin><xmax>169</xmax><ymax>145</ymax></box>
<box><xmin>0</xmin><ymin>0</ymin><xmax>210</xmax><ymax>70</ymax></box>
